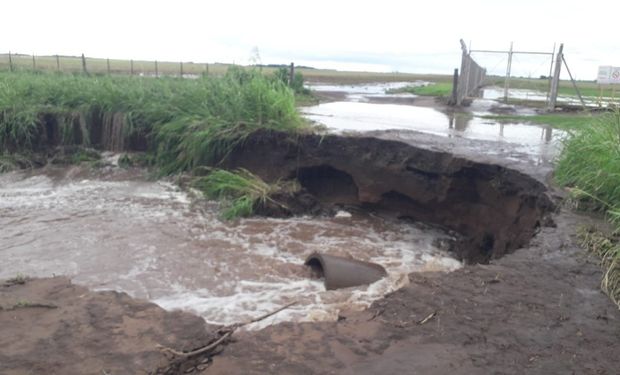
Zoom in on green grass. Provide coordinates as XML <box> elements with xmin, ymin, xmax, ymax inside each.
<box><xmin>555</xmin><ymin>110</ymin><xmax>620</xmax><ymax>307</ymax></box>
<box><xmin>388</xmin><ymin>82</ymin><xmax>453</xmax><ymax>97</ymax></box>
<box><xmin>0</xmin><ymin>68</ymin><xmax>305</xmax><ymax>172</ymax></box>
<box><xmin>194</xmin><ymin>168</ymin><xmax>295</xmax><ymax>220</ymax></box>
<box><xmin>555</xmin><ymin>111</ymin><xmax>620</xmax><ymax>207</ymax></box>
<box><xmin>479</xmin><ymin>113</ymin><xmax>599</xmax><ymax>130</ymax></box>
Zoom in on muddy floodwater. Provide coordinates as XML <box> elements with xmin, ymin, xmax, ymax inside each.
<box><xmin>304</xmin><ymin>82</ymin><xmax>564</xmax><ymax>164</ymax></box>
<box><xmin>0</xmin><ymin>163</ymin><xmax>460</xmax><ymax>328</ymax></box>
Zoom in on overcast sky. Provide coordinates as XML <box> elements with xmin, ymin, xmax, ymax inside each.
<box><xmin>2</xmin><ymin>0</ymin><xmax>618</xmax><ymax>80</ymax></box>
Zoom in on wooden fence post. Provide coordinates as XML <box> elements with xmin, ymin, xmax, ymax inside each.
<box><xmin>205</xmin><ymin>63</ymin><xmax>209</xmax><ymax>76</ymax></box>
<box><xmin>56</xmin><ymin>55</ymin><xmax>60</xmax><ymax>72</ymax></box>
<box><xmin>130</xmin><ymin>59</ymin><xmax>134</xmax><ymax>75</ymax></box>
<box><xmin>8</xmin><ymin>51</ymin><xmax>13</xmax><ymax>72</ymax></box>
<box><xmin>155</xmin><ymin>60</ymin><xmax>158</xmax><ymax>77</ymax></box>
<box><xmin>81</xmin><ymin>53</ymin><xmax>88</xmax><ymax>75</ymax></box>
<box><xmin>32</xmin><ymin>53</ymin><xmax>36</xmax><ymax>71</ymax></box>
<box><xmin>180</xmin><ymin>61</ymin><xmax>184</xmax><ymax>77</ymax></box>
<box><xmin>107</xmin><ymin>58</ymin><xmax>111</xmax><ymax>75</ymax></box>
<box><xmin>289</xmin><ymin>62</ymin><xmax>295</xmax><ymax>87</ymax></box>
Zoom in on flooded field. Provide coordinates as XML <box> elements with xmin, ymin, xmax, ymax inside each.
<box><xmin>303</xmin><ymin>83</ymin><xmax>563</xmax><ymax>165</ymax></box>
<box><xmin>0</xmin><ymin>163</ymin><xmax>460</xmax><ymax>328</ymax></box>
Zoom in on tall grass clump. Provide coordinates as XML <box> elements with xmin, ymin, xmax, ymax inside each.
<box><xmin>155</xmin><ymin>67</ymin><xmax>302</xmax><ymax>173</ymax></box>
<box><xmin>577</xmin><ymin>227</ymin><xmax>620</xmax><ymax>307</ymax></box>
<box><xmin>0</xmin><ymin>67</ymin><xmax>304</xmax><ymax>171</ymax></box>
<box><xmin>556</xmin><ymin>109</ymin><xmax>620</xmax><ymax>307</ymax></box>
<box><xmin>556</xmin><ymin>110</ymin><xmax>620</xmax><ymax>210</ymax></box>
<box><xmin>194</xmin><ymin>168</ymin><xmax>290</xmax><ymax>220</ymax></box>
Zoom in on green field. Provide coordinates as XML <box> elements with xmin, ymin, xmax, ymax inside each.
<box><xmin>0</xmin><ymin>53</ymin><xmax>447</xmax><ymax>84</ymax></box>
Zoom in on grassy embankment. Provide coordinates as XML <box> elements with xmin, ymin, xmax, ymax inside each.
<box><xmin>0</xmin><ymin>68</ymin><xmax>307</xmax><ymax>217</ymax></box>
<box><xmin>555</xmin><ymin>111</ymin><xmax>620</xmax><ymax>307</ymax></box>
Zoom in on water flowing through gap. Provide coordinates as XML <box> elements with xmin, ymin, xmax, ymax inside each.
<box><xmin>0</xmin><ymin>164</ymin><xmax>461</xmax><ymax>329</ymax></box>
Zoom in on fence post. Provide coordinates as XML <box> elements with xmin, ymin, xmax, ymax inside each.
<box><xmin>130</xmin><ymin>59</ymin><xmax>134</xmax><ymax>75</ymax></box>
<box><xmin>56</xmin><ymin>55</ymin><xmax>60</xmax><ymax>72</ymax></box>
<box><xmin>107</xmin><ymin>58</ymin><xmax>111</xmax><ymax>75</ymax></box>
<box><xmin>503</xmin><ymin>42</ymin><xmax>514</xmax><ymax>103</ymax></box>
<box><xmin>81</xmin><ymin>53</ymin><xmax>88</xmax><ymax>75</ymax></box>
<box><xmin>8</xmin><ymin>51</ymin><xmax>13</xmax><ymax>72</ymax></box>
<box><xmin>205</xmin><ymin>63</ymin><xmax>209</xmax><ymax>76</ymax></box>
<box><xmin>155</xmin><ymin>60</ymin><xmax>158</xmax><ymax>77</ymax></box>
<box><xmin>546</xmin><ymin>43</ymin><xmax>556</xmax><ymax>102</ymax></box>
<box><xmin>32</xmin><ymin>53</ymin><xmax>36</xmax><ymax>71</ymax></box>
<box><xmin>456</xmin><ymin>39</ymin><xmax>468</xmax><ymax>106</ymax></box>
<box><xmin>450</xmin><ymin>68</ymin><xmax>459</xmax><ymax>105</ymax></box>
<box><xmin>180</xmin><ymin>61</ymin><xmax>184</xmax><ymax>77</ymax></box>
<box><xmin>547</xmin><ymin>43</ymin><xmax>563</xmax><ymax>111</ymax></box>
<box><xmin>289</xmin><ymin>62</ymin><xmax>295</xmax><ymax>87</ymax></box>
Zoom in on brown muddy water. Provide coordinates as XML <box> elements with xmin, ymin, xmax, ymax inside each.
<box><xmin>0</xmin><ymin>159</ymin><xmax>460</xmax><ymax>329</ymax></box>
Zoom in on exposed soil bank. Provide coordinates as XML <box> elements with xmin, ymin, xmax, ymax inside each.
<box><xmin>0</xmin><ymin>277</ymin><xmax>217</xmax><ymax>375</ymax></box>
<box><xmin>223</xmin><ymin>130</ymin><xmax>555</xmax><ymax>263</ymax></box>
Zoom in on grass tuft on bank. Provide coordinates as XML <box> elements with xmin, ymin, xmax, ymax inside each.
<box><xmin>556</xmin><ymin>110</ymin><xmax>620</xmax><ymax>307</ymax></box>
<box><xmin>194</xmin><ymin>168</ymin><xmax>296</xmax><ymax>220</ymax></box>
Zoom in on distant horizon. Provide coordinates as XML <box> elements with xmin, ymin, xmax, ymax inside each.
<box><xmin>1</xmin><ymin>52</ymin><xmax>604</xmax><ymax>83</ymax></box>
<box><xmin>2</xmin><ymin>0</ymin><xmax>618</xmax><ymax>81</ymax></box>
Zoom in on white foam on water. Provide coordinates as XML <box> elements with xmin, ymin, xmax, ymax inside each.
<box><xmin>0</xmin><ymin>166</ymin><xmax>462</xmax><ymax>329</ymax></box>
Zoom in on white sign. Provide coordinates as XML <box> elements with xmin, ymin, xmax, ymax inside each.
<box><xmin>598</xmin><ymin>66</ymin><xmax>620</xmax><ymax>84</ymax></box>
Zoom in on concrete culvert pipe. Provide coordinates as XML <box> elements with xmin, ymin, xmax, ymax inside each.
<box><xmin>304</xmin><ymin>252</ymin><xmax>387</xmax><ymax>290</ymax></box>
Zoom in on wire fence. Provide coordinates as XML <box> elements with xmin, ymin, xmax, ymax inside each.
<box><xmin>453</xmin><ymin>41</ymin><xmax>486</xmax><ymax>106</ymax></box>
<box><xmin>0</xmin><ymin>52</ymin><xmax>216</xmax><ymax>77</ymax></box>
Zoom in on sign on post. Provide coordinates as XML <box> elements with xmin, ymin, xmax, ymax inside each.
<box><xmin>597</xmin><ymin>66</ymin><xmax>620</xmax><ymax>84</ymax></box>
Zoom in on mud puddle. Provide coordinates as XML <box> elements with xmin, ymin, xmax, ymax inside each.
<box><xmin>0</xmin><ymin>164</ymin><xmax>460</xmax><ymax>328</ymax></box>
